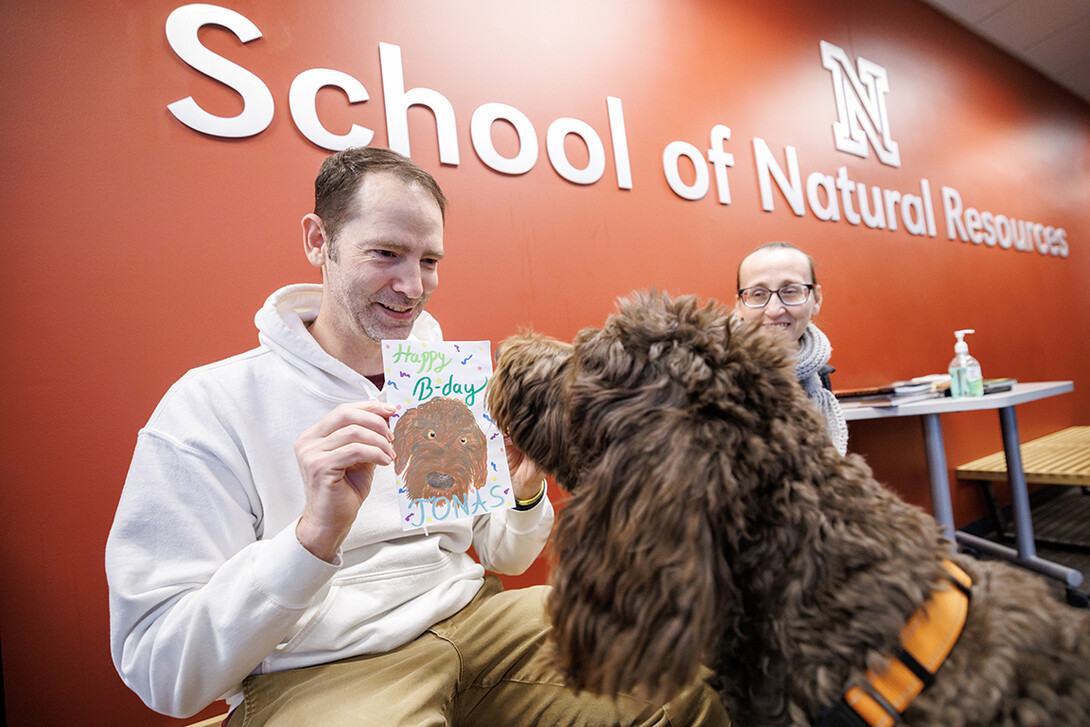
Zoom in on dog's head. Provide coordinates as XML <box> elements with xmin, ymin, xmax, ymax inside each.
<box><xmin>489</xmin><ymin>290</ymin><xmax>838</xmax><ymax>703</ymax></box>
<box><xmin>393</xmin><ymin>396</ymin><xmax>488</xmax><ymax>501</ymax></box>
<box><xmin>486</xmin><ymin>333</ymin><xmax>578</xmax><ymax>488</ymax></box>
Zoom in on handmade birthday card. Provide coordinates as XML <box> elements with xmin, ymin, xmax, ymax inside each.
<box><xmin>381</xmin><ymin>340</ymin><xmax>515</xmax><ymax>530</ymax></box>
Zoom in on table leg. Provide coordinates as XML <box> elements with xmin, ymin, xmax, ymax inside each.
<box><xmin>952</xmin><ymin>406</ymin><xmax>1084</xmax><ymax>589</ymax></box>
<box><xmin>920</xmin><ymin>410</ymin><xmax>1083</xmax><ymax>588</ymax></box>
<box><xmin>997</xmin><ymin>406</ymin><xmax>1036</xmax><ymax>560</ymax></box>
<box><xmin>920</xmin><ymin>413</ymin><xmax>956</xmax><ymax>545</ymax></box>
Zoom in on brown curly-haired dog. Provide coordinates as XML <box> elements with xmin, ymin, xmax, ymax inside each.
<box><xmin>394</xmin><ymin>396</ymin><xmax>487</xmax><ymax>501</ymax></box>
<box><xmin>487</xmin><ymin>290</ymin><xmax>1090</xmax><ymax>727</ymax></box>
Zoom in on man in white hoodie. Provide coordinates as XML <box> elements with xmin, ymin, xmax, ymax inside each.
<box><xmin>106</xmin><ymin>147</ymin><xmax>728</xmax><ymax>726</ymax></box>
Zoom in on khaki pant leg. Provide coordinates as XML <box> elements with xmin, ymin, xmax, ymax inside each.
<box><xmin>228</xmin><ymin>576</ymin><xmax>730</xmax><ymax>727</ymax></box>
<box><xmin>436</xmin><ymin>578</ymin><xmax>730</xmax><ymax>727</ymax></box>
<box><xmin>228</xmin><ymin>629</ymin><xmax>461</xmax><ymax>727</ymax></box>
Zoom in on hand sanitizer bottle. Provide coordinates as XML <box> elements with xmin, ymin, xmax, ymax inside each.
<box><xmin>949</xmin><ymin>329</ymin><xmax>983</xmax><ymax>397</ymax></box>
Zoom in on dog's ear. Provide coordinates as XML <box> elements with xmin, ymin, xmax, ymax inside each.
<box><xmin>487</xmin><ymin>334</ymin><xmax>579</xmax><ymax>488</ymax></box>
<box><xmin>392</xmin><ymin>406</ymin><xmax>423</xmax><ymax>475</ymax></box>
<box><xmin>547</xmin><ymin>412</ymin><xmax>743</xmax><ymax>703</ymax></box>
<box><xmin>468</xmin><ymin>421</ymin><xmax>488</xmax><ymax>488</ymax></box>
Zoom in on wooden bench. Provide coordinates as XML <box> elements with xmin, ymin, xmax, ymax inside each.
<box><xmin>957</xmin><ymin>426</ymin><xmax>1090</xmax><ymax>549</ymax></box>
<box><xmin>957</xmin><ymin>426</ymin><xmax>1090</xmax><ymax>487</ymax></box>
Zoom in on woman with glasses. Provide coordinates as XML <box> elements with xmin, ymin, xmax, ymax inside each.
<box><xmin>733</xmin><ymin>241</ymin><xmax>848</xmax><ymax>455</ymax></box>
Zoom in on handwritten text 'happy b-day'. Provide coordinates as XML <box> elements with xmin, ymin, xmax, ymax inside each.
<box><xmin>389</xmin><ymin>344</ymin><xmax>487</xmax><ymax>407</ymax></box>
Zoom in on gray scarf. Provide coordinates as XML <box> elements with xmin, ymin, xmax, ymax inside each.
<box><xmin>796</xmin><ymin>324</ymin><xmax>848</xmax><ymax>455</ymax></box>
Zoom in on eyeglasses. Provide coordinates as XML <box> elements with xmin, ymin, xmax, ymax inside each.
<box><xmin>737</xmin><ymin>284</ymin><xmax>814</xmax><ymax>308</ymax></box>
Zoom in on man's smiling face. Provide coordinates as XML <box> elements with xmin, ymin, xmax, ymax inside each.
<box><xmin>319</xmin><ymin>170</ymin><xmax>445</xmax><ymax>346</ymax></box>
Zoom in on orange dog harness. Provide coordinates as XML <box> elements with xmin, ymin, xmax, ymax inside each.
<box><xmin>816</xmin><ymin>560</ymin><xmax>972</xmax><ymax>727</ymax></box>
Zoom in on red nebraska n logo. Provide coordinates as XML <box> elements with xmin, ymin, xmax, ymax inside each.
<box><xmin>820</xmin><ymin>40</ymin><xmax>901</xmax><ymax>168</ymax></box>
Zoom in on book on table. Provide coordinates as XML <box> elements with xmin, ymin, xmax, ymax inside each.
<box><xmin>835</xmin><ymin>377</ymin><xmax>1017</xmax><ymax>407</ymax></box>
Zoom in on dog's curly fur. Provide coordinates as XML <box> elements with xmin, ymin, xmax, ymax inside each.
<box><xmin>487</xmin><ymin>290</ymin><xmax>1090</xmax><ymax>727</ymax></box>
<box><xmin>394</xmin><ymin>396</ymin><xmax>487</xmax><ymax>501</ymax></box>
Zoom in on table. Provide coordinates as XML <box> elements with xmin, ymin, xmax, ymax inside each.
<box><xmin>840</xmin><ymin>381</ymin><xmax>1081</xmax><ymax>588</ymax></box>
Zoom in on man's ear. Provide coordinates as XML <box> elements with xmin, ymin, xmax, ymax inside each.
<box><xmin>301</xmin><ymin>214</ymin><xmax>329</xmax><ymax>268</ymax></box>
<box><xmin>811</xmin><ymin>283</ymin><xmax>823</xmax><ymax>316</ymax></box>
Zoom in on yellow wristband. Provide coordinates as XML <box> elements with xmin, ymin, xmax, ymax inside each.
<box><xmin>514</xmin><ymin>479</ymin><xmax>547</xmax><ymax>510</ymax></box>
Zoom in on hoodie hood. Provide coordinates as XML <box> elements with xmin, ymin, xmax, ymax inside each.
<box><xmin>255</xmin><ymin>284</ymin><xmax>443</xmax><ymax>401</ymax></box>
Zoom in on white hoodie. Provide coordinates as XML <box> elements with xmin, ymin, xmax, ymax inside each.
<box><xmin>106</xmin><ymin>284</ymin><xmax>554</xmax><ymax>718</ymax></box>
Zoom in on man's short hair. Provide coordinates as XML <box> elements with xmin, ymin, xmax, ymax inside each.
<box><xmin>736</xmin><ymin>241</ymin><xmax>817</xmax><ymax>290</ymax></box>
<box><xmin>314</xmin><ymin>147</ymin><xmax>448</xmax><ymax>260</ymax></box>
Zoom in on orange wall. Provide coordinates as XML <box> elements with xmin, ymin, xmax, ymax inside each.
<box><xmin>1</xmin><ymin>1</ymin><xmax>1087</xmax><ymax>724</ymax></box>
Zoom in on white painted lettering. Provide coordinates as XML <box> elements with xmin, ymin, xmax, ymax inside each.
<box><xmin>1038</xmin><ymin>226</ymin><xmax>1054</xmax><ymax>254</ymax></box>
<box><xmin>1052</xmin><ymin>228</ymin><xmax>1069</xmax><ymax>257</ymax></box>
<box><xmin>1013</xmin><ymin>220</ymin><xmax>1031</xmax><ymax>251</ymax></box>
<box><xmin>707</xmin><ymin>125</ymin><xmax>734</xmax><ymax>204</ymax></box>
<box><xmin>857</xmin><ymin>183</ymin><xmax>886</xmax><ymax>229</ymax></box>
<box><xmin>547</xmin><ymin>117</ymin><xmax>606</xmax><ymax>185</ymax></box>
<box><xmin>920</xmin><ymin>179</ymin><xmax>937</xmax><ymax>237</ymax></box>
<box><xmin>289</xmin><ymin>68</ymin><xmax>373</xmax><ymax>151</ymax></box>
<box><xmin>964</xmin><ymin>208</ymin><xmax>983</xmax><ymax>244</ymax></box>
<box><xmin>806</xmin><ymin>172</ymin><xmax>839</xmax><ymax>221</ymax></box>
<box><xmin>664</xmin><ymin>141</ymin><xmax>709</xmax><ymax>200</ymax></box>
<box><xmin>159</xmin><ymin>13</ymin><xmax>1071</xmax><ymax>261</ymax></box>
<box><xmin>165</xmin><ymin>4</ymin><xmax>274</xmax><ymax>138</ymax></box>
<box><xmin>819</xmin><ymin>40</ymin><xmax>901</xmax><ymax>167</ymax></box>
<box><xmin>980</xmin><ymin>211</ymin><xmax>998</xmax><ymax>247</ymax></box>
<box><xmin>752</xmin><ymin>138</ymin><xmax>804</xmax><ymax>215</ymax></box>
<box><xmin>901</xmin><ymin>193</ymin><xmax>926</xmax><ymax>236</ymax></box>
<box><xmin>883</xmin><ymin>188</ymin><xmax>901</xmax><ymax>232</ymax></box>
<box><xmin>995</xmin><ymin>215</ymin><xmax>1013</xmax><ymax>249</ymax></box>
<box><xmin>607</xmin><ymin>96</ymin><xmax>633</xmax><ymax>189</ymax></box>
<box><xmin>836</xmin><ymin>167</ymin><xmax>861</xmax><ymax>225</ymax></box>
<box><xmin>380</xmin><ymin>42</ymin><xmax>459</xmax><ymax>164</ymax></box>
<box><xmin>942</xmin><ymin>186</ymin><xmax>966</xmax><ymax>240</ymax></box>
<box><xmin>471</xmin><ymin>102</ymin><xmax>538</xmax><ymax>175</ymax></box>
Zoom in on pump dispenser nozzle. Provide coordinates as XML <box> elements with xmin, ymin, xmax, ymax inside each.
<box><xmin>953</xmin><ymin>329</ymin><xmax>974</xmax><ymax>355</ymax></box>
